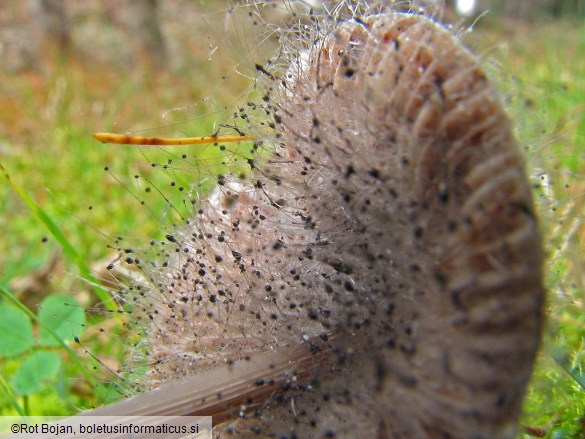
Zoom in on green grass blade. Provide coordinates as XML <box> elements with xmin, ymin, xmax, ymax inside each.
<box><xmin>0</xmin><ymin>163</ymin><xmax>117</xmax><ymax>313</ymax></box>
<box><xmin>0</xmin><ymin>368</ymin><xmax>26</xmax><ymax>417</ymax></box>
<box><xmin>551</xmin><ymin>347</ymin><xmax>585</xmax><ymax>391</ymax></box>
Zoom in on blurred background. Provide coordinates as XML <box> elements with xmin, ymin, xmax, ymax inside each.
<box><xmin>454</xmin><ymin>0</ymin><xmax>584</xmax><ymax>18</ymax></box>
<box><xmin>0</xmin><ymin>1</ymin><xmax>583</xmax><ymax>437</ymax></box>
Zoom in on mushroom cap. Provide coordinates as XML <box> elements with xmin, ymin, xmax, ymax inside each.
<box><xmin>127</xmin><ymin>8</ymin><xmax>543</xmax><ymax>439</ymax></box>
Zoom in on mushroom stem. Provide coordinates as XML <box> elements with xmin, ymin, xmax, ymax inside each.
<box><xmin>80</xmin><ymin>339</ymin><xmax>333</xmax><ymax>425</ymax></box>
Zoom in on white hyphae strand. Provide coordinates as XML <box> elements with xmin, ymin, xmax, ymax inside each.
<box><xmin>103</xmin><ymin>2</ymin><xmax>543</xmax><ymax>438</ymax></box>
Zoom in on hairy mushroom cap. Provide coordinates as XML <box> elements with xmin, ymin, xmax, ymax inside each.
<box><xmin>113</xmin><ymin>4</ymin><xmax>544</xmax><ymax>439</ymax></box>
<box><xmin>251</xmin><ymin>10</ymin><xmax>544</xmax><ymax>437</ymax></box>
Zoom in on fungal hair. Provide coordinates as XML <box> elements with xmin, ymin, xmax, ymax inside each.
<box><xmin>103</xmin><ymin>2</ymin><xmax>544</xmax><ymax>438</ymax></box>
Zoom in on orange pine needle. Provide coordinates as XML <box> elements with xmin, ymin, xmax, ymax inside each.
<box><xmin>93</xmin><ymin>132</ymin><xmax>255</xmax><ymax>146</ymax></box>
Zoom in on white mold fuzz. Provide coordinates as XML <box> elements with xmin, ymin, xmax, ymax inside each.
<box><xmin>110</xmin><ymin>2</ymin><xmax>544</xmax><ymax>438</ymax></box>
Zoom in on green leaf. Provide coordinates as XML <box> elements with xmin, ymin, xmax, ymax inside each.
<box><xmin>552</xmin><ymin>429</ymin><xmax>572</xmax><ymax>439</ymax></box>
<box><xmin>38</xmin><ymin>295</ymin><xmax>86</xmax><ymax>346</ymax></box>
<box><xmin>0</xmin><ymin>285</ymin><xmax>99</xmax><ymax>389</ymax></box>
<box><xmin>0</xmin><ymin>303</ymin><xmax>33</xmax><ymax>357</ymax></box>
<box><xmin>11</xmin><ymin>351</ymin><xmax>61</xmax><ymax>396</ymax></box>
